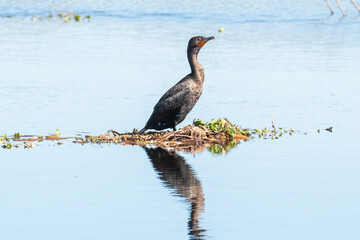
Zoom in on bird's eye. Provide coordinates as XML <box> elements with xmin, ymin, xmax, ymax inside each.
<box><xmin>197</xmin><ymin>37</ymin><xmax>202</xmax><ymax>41</ymax></box>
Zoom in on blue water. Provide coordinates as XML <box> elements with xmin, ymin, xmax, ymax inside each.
<box><xmin>1</xmin><ymin>1</ymin><xmax>360</xmax><ymax>239</ymax></box>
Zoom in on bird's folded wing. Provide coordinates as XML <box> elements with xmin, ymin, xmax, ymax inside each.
<box><xmin>154</xmin><ymin>88</ymin><xmax>191</xmax><ymax>113</ymax></box>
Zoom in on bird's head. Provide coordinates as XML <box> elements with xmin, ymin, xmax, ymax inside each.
<box><xmin>188</xmin><ymin>36</ymin><xmax>215</xmax><ymax>53</ymax></box>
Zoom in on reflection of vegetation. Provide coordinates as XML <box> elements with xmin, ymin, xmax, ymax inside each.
<box><xmin>208</xmin><ymin>141</ymin><xmax>238</xmax><ymax>154</ymax></box>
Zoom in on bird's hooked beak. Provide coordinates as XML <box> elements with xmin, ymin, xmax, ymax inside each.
<box><xmin>198</xmin><ymin>36</ymin><xmax>215</xmax><ymax>48</ymax></box>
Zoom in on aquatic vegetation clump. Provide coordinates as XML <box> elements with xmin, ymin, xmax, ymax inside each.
<box><xmin>0</xmin><ymin>118</ymin><xmax>323</xmax><ymax>154</ymax></box>
<box><xmin>76</xmin><ymin>118</ymin><xmax>251</xmax><ymax>154</ymax></box>
<box><xmin>1</xmin><ymin>5</ymin><xmax>92</xmax><ymax>22</ymax></box>
<box><xmin>250</xmin><ymin>127</ymin><xmax>297</xmax><ymax>140</ymax></box>
<box><xmin>1</xmin><ymin>134</ymin><xmax>13</xmax><ymax>149</ymax></box>
<box><xmin>193</xmin><ymin>118</ymin><xmax>250</xmax><ymax>138</ymax></box>
<box><xmin>77</xmin><ymin>122</ymin><xmax>249</xmax><ymax>154</ymax></box>
<box><xmin>30</xmin><ymin>13</ymin><xmax>91</xmax><ymax>22</ymax></box>
<box><xmin>0</xmin><ymin>130</ymin><xmax>68</xmax><ymax>149</ymax></box>
<box><xmin>52</xmin><ymin>12</ymin><xmax>91</xmax><ymax>22</ymax></box>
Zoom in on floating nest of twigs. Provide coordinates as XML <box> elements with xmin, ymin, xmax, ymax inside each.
<box><xmin>1</xmin><ymin>118</ymin><xmax>319</xmax><ymax>154</ymax></box>
<box><xmin>79</xmin><ymin>123</ymin><xmax>250</xmax><ymax>153</ymax></box>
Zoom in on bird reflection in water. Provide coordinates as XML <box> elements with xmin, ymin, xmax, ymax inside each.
<box><xmin>143</xmin><ymin>146</ymin><xmax>206</xmax><ymax>239</ymax></box>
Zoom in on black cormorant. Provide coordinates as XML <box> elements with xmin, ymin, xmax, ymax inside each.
<box><xmin>138</xmin><ymin>36</ymin><xmax>214</xmax><ymax>134</ymax></box>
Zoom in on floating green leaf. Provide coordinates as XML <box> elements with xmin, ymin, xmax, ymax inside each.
<box><xmin>14</xmin><ymin>133</ymin><xmax>20</xmax><ymax>140</ymax></box>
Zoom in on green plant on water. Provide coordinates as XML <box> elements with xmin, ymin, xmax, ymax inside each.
<box><xmin>14</xmin><ymin>132</ymin><xmax>21</xmax><ymax>140</ymax></box>
<box><xmin>193</xmin><ymin>119</ymin><xmax>206</xmax><ymax>127</ymax></box>
<box><xmin>194</xmin><ymin>118</ymin><xmax>304</xmax><ymax>142</ymax></box>
<box><xmin>74</xmin><ymin>15</ymin><xmax>81</xmax><ymax>21</ymax></box>
<box><xmin>2</xmin><ymin>143</ymin><xmax>12</xmax><ymax>149</ymax></box>
<box><xmin>27</xmin><ymin>5</ymin><xmax>92</xmax><ymax>22</ymax></box>
<box><xmin>193</xmin><ymin>118</ymin><xmax>250</xmax><ymax>138</ymax></box>
<box><xmin>250</xmin><ymin>125</ymin><xmax>299</xmax><ymax>139</ymax></box>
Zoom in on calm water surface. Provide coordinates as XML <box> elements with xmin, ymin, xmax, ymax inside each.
<box><xmin>1</xmin><ymin>1</ymin><xmax>360</xmax><ymax>239</ymax></box>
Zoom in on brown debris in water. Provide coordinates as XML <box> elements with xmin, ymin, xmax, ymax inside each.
<box><xmin>1</xmin><ymin>118</ymin><xmax>310</xmax><ymax>153</ymax></box>
<box><xmin>81</xmin><ymin>125</ymin><xmax>249</xmax><ymax>153</ymax></box>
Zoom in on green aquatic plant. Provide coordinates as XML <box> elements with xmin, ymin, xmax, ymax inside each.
<box><xmin>193</xmin><ymin>118</ymin><xmax>250</xmax><ymax>138</ymax></box>
<box><xmin>74</xmin><ymin>15</ymin><xmax>81</xmax><ymax>21</ymax></box>
<box><xmin>250</xmin><ymin>126</ymin><xmax>296</xmax><ymax>140</ymax></box>
<box><xmin>26</xmin><ymin>4</ymin><xmax>92</xmax><ymax>22</ymax></box>
<box><xmin>14</xmin><ymin>133</ymin><xmax>21</xmax><ymax>140</ymax></box>
<box><xmin>29</xmin><ymin>13</ymin><xmax>91</xmax><ymax>22</ymax></box>
<box><xmin>1</xmin><ymin>143</ymin><xmax>11</xmax><ymax>149</ymax></box>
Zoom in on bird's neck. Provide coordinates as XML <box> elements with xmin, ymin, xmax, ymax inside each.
<box><xmin>188</xmin><ymin>50</ymin><xmax>204</xmax><ymax>83</ymax></box>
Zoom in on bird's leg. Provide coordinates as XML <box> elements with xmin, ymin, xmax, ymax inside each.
<box><xmin>350</xmin><ymin>0</ymin><xmax>360</xmax><ymax>11</ymax></box>
<box><xmin>173</xmin><ymin>126</ymin><xmax>177</xmax><ymax>131</ymax></box>
<box><xmin>324</xmin><ymin>0</ymin><xmax>334</xmax><ymax>15</ymax></box>
<box><xmin>335</xmin><ymin>0</ymin><xmax>347</xmax><ymax>16</ymax></box>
